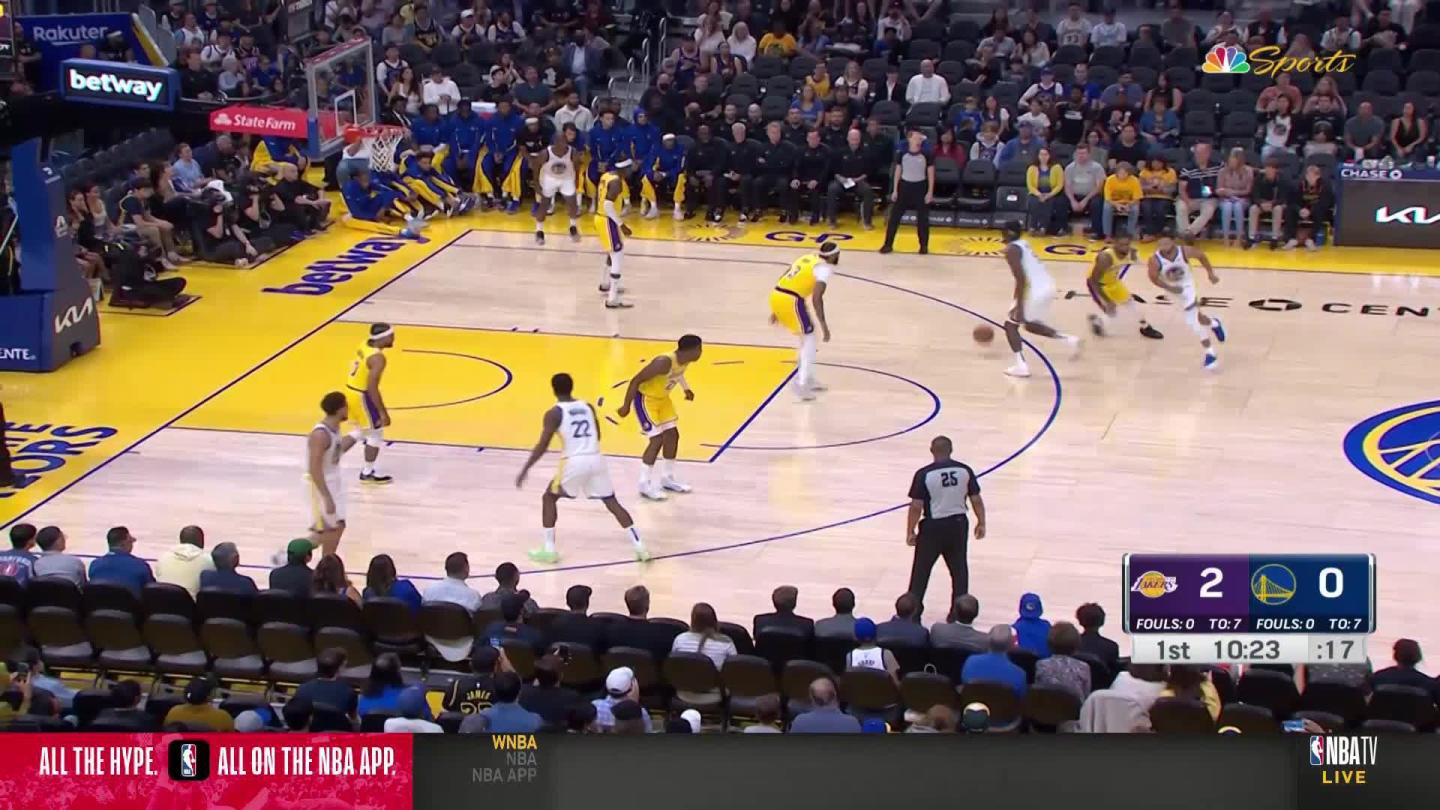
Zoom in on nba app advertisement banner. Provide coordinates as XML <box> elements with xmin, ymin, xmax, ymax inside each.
<box><xmin>0</xmin><ymin>734</ymin><xmax>413</xmax><ymax>809</ymax></box>
<box><xmin>17</xmin><ymin>14</ymin><xmax>147</xmax><ymax>90</ymax></box>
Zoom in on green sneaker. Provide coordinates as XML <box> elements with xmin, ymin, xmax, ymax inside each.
<box><xmin>634</xmin><ymin>546</ymin><xmax>652</xmax><ymax>562</ymax></box>
<box><xmin>528</xmin><ymin>548</ymin><xmax>560</xmax><ymax>564</ymax></box>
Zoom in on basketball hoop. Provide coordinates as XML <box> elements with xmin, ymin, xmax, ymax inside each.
<box><xmin>345</xmin><ymin>124</ymin><xmax>407</xmax><ymax>174</ymax></box>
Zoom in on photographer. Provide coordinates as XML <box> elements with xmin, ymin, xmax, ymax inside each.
<box><xmin>192</xmin><ymin>183</ymin><xmax>259</xmax><ymax>267</ymax></box>
<box><xmin>236</xmin><ymin>177</ymin><xmax>293</xmax><ymax>253</ymax></box>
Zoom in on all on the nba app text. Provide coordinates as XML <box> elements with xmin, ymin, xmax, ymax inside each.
<box><xmin>37</xmin><ymin>744</ymin><xmax>398</xmax><ymax>776</ymax></box>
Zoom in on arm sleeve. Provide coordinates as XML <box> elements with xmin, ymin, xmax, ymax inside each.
<box><xmin>908</xmin><ymin>469</ymin><xmax>927</xmax><ymax>500</ymax></box>
<box><xmin>1026</xmin><ymin>165</ymin><xmax>1040</xmax><ymax>194</ymax></box>
<box><xmin>966</xmin><ymin>465</ymin><xmax>981</xmax><ymax>495</ymax></box>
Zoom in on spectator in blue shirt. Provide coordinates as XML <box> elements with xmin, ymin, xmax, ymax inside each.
<box><xmin>88</xmin><ymin>527</ymin><xmax>155</xmax><ymax>594</ymax></box>
<box><xmin>199</xmin><ymin>542</ymin><xmax>258</xmax><ymax>594</ymax></box>
<box><xmin>480</xmin><ymin>672</ymin><xmax>544</xmax><ymax>733</ymax></box>
<box><xmin>999</xmin><ymin>121</ymin><xmax>1047</xmax><ymax>166</ymax></box>
<box><xmin>961</xmin><ymin>625</ymin><xmax>1029</xmax><ymax>696</ymax></box>
<box><xmin>1013</xmin><ymin>592</ymin><xmax>1052</xmax><ymax>657</ymax></box>
<box><xmin>0</xmin><ymin>523</ymin><xmax>38</xmax><ymax>584</ymax></box>
<box><xmin>358</xmin><ymin>652</ymin><xmax>430</xmax><ymax>718</ymax></box>
<box><xmin>363</xmin><ymin>553</ymin><xmax>423</xmax><ymax>613</ymax></box>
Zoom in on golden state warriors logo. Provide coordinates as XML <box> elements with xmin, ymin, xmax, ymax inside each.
<box><xmin>1130</xmin><ymin>570</ymin><xmax>1178</xmax><ymax>599</ymax></box>
<box><xmin>1251</xmin><ymin>564</ymin><xmax>1296</xmax><ymax>606</ymax></box>
<box><xmin>1344</xmin><ymin>401</ymin><xmax>1440</xmax><ymax>505</ymax></box>
<box><xmin>683</xmin><ymin>222</ymin><xmax>742</xmax><ymax>243</ymax></box>
<box><xmin>946</xmin><ymin>236</ymin><xmax>1008</xmax><ymax>257</ymax></box>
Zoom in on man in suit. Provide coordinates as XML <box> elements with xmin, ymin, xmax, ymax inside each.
<box><xmin>562</xmin><ymin>28</ymin><xmax>609</xmax><ymax>107</ymax></box>
<box><xmin>606</xmin><ymin>585</ymin><xmax>680</xmax><ymax>662</ymax></box>
<box><xmin>788</xmin><ymin>678</ymin><xmax>861</xmax><ymax>733</ymax></box>
<box><xmin>870</xmin><ymin>65</ymin><xmax>905</xmax><ymax>107</ymax></box>
<box><xmin>815</xmin><ymin>588</ymin><xmax>857</xmax><ymax>639</ymax></box>
<box><xmin>550</xmin><ymin>584</ymin><xmax>607</xmax><ymax>651</ymax></box>
<box><xmin>92</xmin><ymin>680</ymin><xmax>159</xmax><ymax>731</ymax></box>
<box><xmin>1076</xmin><ymin>602</ymin><xmax>1121</xmax><ymax>673</ymax></box>
<box><xmin>930</xmin><ymin>594</ymin><xmax>987</xmax><ymax>651</ymax></box>
<box><xmin>876</xmin><ymin>592</ymin><xmax>929</xmax><ymax>646</ymax></box>
<box><xmin>753</xmin><ymin>585</ymin><xmax>816</xmax><ymax>638</ymax></box>
<box><xmin>1370</xmin><ymin>639</ymin><xmax>1439</xmax><ymax>702</ymax></box>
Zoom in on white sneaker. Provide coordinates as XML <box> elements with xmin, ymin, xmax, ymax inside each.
<box><xmin>796</xmin><ymin>384</ymin><xmax>817</xmax><ymax>401</ymax></box>
<box><xmin>1304</xmin><ymin>238</ymin><xmax>1317</xmax><ymax>251</ymax></box>
<box><xmin>639</xmin><ymin>484</ymin><xmax>669</xmax><ymax>501</ymax></box>
<box><xmin>1004</xmin><ymin>363</ymin><xmax>1032</xmax><ymax>378</ymax></box>
<box><xmin>673</xmin><ymin>206</ymin><xmax>684</xmax><ymax>221</ymax></box>
<box><xmin>1065</xmin><ymin>335</ymin><xmax>1083</xmax><ymax>359</ymax></box>
<box><xmin>808</xmin><ymin>379</ymin><xmax>829</xmax><ymax>392</ymax></box>
<box><xmin>660</xmin><ymin>477</ymin><xmax>692</xmax><ymax>493</ymax></box>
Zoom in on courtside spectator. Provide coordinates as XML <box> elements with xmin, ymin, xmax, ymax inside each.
<box><xmin>1102</xmin><ymin>162</ymin><xmax>1142</xmax><ymax>240</ymax></box>
<box><xmin>234</xmin><ymin>710</ymin><xmax>269</xmax><ymax>732</ymax></box>
<box><xmin>1343</xmin><ymin>101</ymin><xmax>1386</xmax><ymax>161</ymax></box>
<box><xmin>89</xmin><ymin>527</ymin><xmax>155</xmax><ymax>594</ymax></box>
<box><xmin>754</xmin><ymin>585</ymin><xmax>816</xmax><ymax>638</ymax></box>
<box><xmin>1159</xmin><ymin>665</ymin><xmax>1220</xmax><ymax>720</ymax></box>
<box><xmin>906</xmin><ymin>705</ymin><xmax>957</xmax><ymax>733</ymax></box>
<box><xmin>1013</xmin><ymin>593</ymin><xmax>1052</xmax><ymax>657</ymax></box>
<box><xmin>482</xmin><ymin>593</ymin><xmax>545</xmax><ymax>651</ymax></box>
<box><xmin>789</xmin><ymin>678</ymin><xmax>862</xmax><ymax>733</ymax></box>
<box><xmin>425</xmin><ymin>552</ymin><xmax>482</xmax><ymax>611</ymax></box>
<box><xmin>672</xmin><ymin>602</ymin><xmax>739</xmax><ymax>669</ymax></box>
<box><xmin>314</xmin><ymin>555</ymin><xmax>361</xmax><ymax>604</ymax></box>
<box><xmin>1064</xmin><ymin>144</ymin><xmax>1107</xmax><ymax>238</ymax></box>
<box><xmin>154</xmin><ymin>525</ymin><xmax>214</xmax><ymax>597</ymax></box>
<box><xmin>93</xmin><ymin>680</ymin><xmax>157</xmax><ymax>731</ymax></box>
<box><xmin>746</xmin><ymin>694</ymin><xmax>783</xmax><ymax>733</ymax></box>
<box><xmin>479</xmin><ymin>561</ymin><xmax>538</xmax><ymax>616</ymax></box>
<box><xmin>550</xmin><ymin>584</ymin><xmax>606</xmax><ymax>650</ymax></box>
<box><xmin>33</xmin><ymin>526</ymin><xmax>85</xmax><ymax>585</ymax></box>
<box><xmin>0</xmin><ymin>524</ymin><xmax>37</xmax><ymax>583</ymax></box>
<box><xmin>878</xmin><ymin>593</ymin><xmax>929</xmax><ymax>645</ymax></box>
<box><xmin>1369</xmin><ymin>639</ymin><xmax>1438</xmax><ymax>699</ymax></box>
<box><xmin>519</xmin><ymin>654</ymin><xmax>581</xmax><ymax>730</ymax></box>
<box><xmin>931</xmin><ymin>594</ymin><xmax>987</xmax><ymax>651</ymax></box>
<box><xmin>1075</xmin><ymin>604</ymin><xmax>1121</xmax><ymax>672</ymax></box>
<box><xmin>1176</xmin><ymin>142</ymin><xmax>1220</xmax><ymax>240</ymax></box>
<box><xmin>609</xmin><ymin>585</ymin><xmax>678</xmax><ymax>662</ymax></box>
<box><xmin>363</xmin><ymin>553</ymin><xmax>422</xmax><ymax>612</ymax></box>
<box><xmin>386</xmin><ymin>687</ymin><xmax>443</xmax><ymax>733</ymax></box>
<box><xmin>283</xmin><ymin>696</ymin><xmax>314</xmax><ymax>731</ymax></box>
<box><xmin>358</xmin><ymin>652</ymin><xmax>417</xmax><ymax>718</ymax></box>
<box><xmin>269</xmin><ymin>539</ymin><xmax>315</xmax><ymax>597</ymax></box>
<box><xmin>444</xmin><ymin>645</ymin><xmax>501</xmax><ymax>715</ymax></box>
<box><xmin>815</xmin><ymin>587</ymin><xmax>858</xmax><ymax>638</ymax></box>
<box><xmin>480</xmin><ymin>672</ymin><xmax>543</xmax><ymax>733</ymax></box>
<box><xmin>1035</xmin><ymin>622</ymin><xmax>1091</xmax><ymax>700</ymax></box>
<box><xmin>164</xmin><ymin>677</ymin><xmax>234</xmax><ymax>731</ymax></box>
<box><xmin>1079</xmin><ymin>664</ymin><xmax>1166</xmax><ymax>732</ymax></box>
<box><xmin>847</xmin><ymin>618</ymin><xmax>901</xmax><ymax>682</ymax></box>
<box><xmin>200</xmin><ymin>542</ymin><xmax>257</xmax><ymax>593</ymax></box>
<box><xmin>961</xmin><ymin>626</ymin><xmax>1028</xmax><ymax>697</ymax></box>
<box><xmin>594</xmin><ymin>667</ymin><xmax>652</xmax><ymax>732</ymax></box>
<box><xmin>294</xmin><ymin>648</ymin><xmax>358</xmax><ymax>717</ymax></box>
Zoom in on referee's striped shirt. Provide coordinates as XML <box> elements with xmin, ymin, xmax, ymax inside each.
<box><xmin>909</xmin><ymin>460</ymin><xmax>979</xmax><ymax>520</ymax></box>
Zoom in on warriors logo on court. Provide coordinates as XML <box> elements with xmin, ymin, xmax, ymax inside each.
<box><xmin>682</xmin><ymin>222</ymin><xmax>743</xmax><ymax>243</ymax></box>
<box><xmin>944</xmin><ymin>236</ymin><xmax>1008</xmax><ymax>257</ymax></box>
<box><xmin>1343</xmin><ymin>401</ymin><xmax>1440</xmax><ymax>506</ymax></box>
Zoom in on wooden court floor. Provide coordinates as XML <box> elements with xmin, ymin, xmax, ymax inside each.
<box><xmin>7</xmin><ymin>227</ymin><xmax>1440</xmax><ymax>662</ymax></box>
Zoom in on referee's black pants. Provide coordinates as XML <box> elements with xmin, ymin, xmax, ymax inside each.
<box><xmin>907</xmin><ymin>515</ymin><xmax>969</xmax><ymax>619</ymax></box>
<box><xmin>881</xmin><ymin>179</ymin><xmax>930</xmax><ymax>251</ymax></box>
<box><xmin>0</xmin><ymin>401</ymin><xmax>12</xmax><ymax>487</ymax></box>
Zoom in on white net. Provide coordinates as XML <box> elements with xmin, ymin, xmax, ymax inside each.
<box><xmin>368</xmin><ymin>127</ymin><xmax>407</xmax><ymax>174</ymax></box>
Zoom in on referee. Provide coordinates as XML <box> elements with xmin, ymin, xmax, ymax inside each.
<box><xmin>879</xmin><ymin>130</ymin><xmax>935</xmax><ymax>255</ymax></box>
<box><xmin>906</xmin><ymin>436</ymin><xmax>986</xmax><ymax>618</ymax></box>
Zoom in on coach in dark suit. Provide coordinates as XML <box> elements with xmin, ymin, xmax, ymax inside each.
<box><xmin>753</xmin><ymin>585</ymin><xmax>816</xmax><ymax>638</ymax></box>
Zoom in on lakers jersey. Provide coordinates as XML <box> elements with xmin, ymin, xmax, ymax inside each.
<box><xmin>637</xmin><ymin>352</ymin><xmax>690</xmax><ymax>399</ymax></box>
<box><xmin>347</xmin><ymin>343</ymin><xmax>383</xmax><ymax>392</ymax></box>
<box><xmin>1095</xmin><ymin>246</ymin><xmax>1133</xmax><ymax>285</ymax></box>
<box><xmin>775</xmin><ymin>254</ymin><xmax>832</xmax><ymax>298</ymax></box>
<box><xmin>599</xmin><ymin>171</ymin><xmax>622</xmax><ymax>201</ymax></box>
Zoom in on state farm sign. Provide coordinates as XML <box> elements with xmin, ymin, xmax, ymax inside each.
<box><xmin>209</xmin><ymin>104</ymin><xmax>310</xmax><ymax>138</ymax></box>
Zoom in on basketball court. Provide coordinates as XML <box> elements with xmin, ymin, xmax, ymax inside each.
<box><xmin>3</xmin><ymin>215</ymin><xmax>1438</xmax><ymax>662</ymax></box>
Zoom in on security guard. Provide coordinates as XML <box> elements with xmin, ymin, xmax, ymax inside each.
<box><xmin>905</xmin><ymin>436</ymin><xmax>986</xmax><ymax>618</ymax></box>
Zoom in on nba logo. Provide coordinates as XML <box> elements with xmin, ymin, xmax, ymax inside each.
<box><xmin>1310</xmin><ymin>736</ymin><xmax>1325</xmax><ymax>766</ymax></box>
<box><xmin>168</xmin><ymin>740</ymin><xmax>210</xmax><ymax>781</ymax></box>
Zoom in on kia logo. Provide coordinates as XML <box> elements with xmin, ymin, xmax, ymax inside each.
<box><xmin>1374</xmin><ymin>206</ymin><xmax>1440</xmax><ymax>225</ymax></box>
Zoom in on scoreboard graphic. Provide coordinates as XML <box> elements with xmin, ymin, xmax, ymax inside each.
<box><xmin>1124</xmin><ymin>554</ymin><xmax>1375</xmax><ymax>664</ymax></box>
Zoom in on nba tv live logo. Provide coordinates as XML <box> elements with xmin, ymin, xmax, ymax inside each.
<box><xmin>1310</xmin><ymin>736</ymin><xmax>1377</xmax><ymax>785</ymax></box>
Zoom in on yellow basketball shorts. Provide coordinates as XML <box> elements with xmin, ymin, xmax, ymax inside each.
<box><xmin>1093</xmin><ymin>278</ymin><xmax>1131</xmax><ymax>307</ymax></box>
<box><xmin>769</xmin><ymin>287</ymin><xmax>814</xmax><ymax>336</ymax></box>
<box><xmin>595</xmin><ymin>214</ymin><xmax>623</xmax><ymax>253</ymax></box>
<box><xmin>633</xmin><ymin>394</ymin><xmax>678</xmax><ymax>438</ymax></box>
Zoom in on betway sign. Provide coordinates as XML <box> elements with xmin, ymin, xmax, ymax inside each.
<box><xmin>1374</xmin><ymin>206</ymin><xmax>1440</xmax><ymax>225</ymax></box>
<box><xmin>209</xmin><ymin>104</ymin><xmax>310</xmax><ymax>138</ymax></box>
<box><xmin>59</xmin><ymin>59</ymin><xmax>178</xmax><ymax>111</ymax></box>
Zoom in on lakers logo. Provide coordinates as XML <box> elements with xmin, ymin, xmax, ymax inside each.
<box><xmin>683</xmin><ymin>222</ymin><xmax>743</xmax><ymax>243</ymax></box>
<box><xmin>1343</xmin><ymin>401</ymin><xmax>1440</xmax><ymax>505</ymax></box>
<box><xmin>946</xmin><ymin>236</ymin><xmax>1008</xmax><ymax>257</ymax></box>
<box><xmin>1130</xmin><ymin>571</ymin><xmax>1178</xmax><ymax>599</ymax></box>
<box><xmin>1251</xmin><ymin>563</ymin><xmax>1296</xmax><ymax>606</ymax></box>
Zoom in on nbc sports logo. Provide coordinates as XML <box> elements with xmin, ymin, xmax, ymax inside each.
<box><xmin>1203</xmin><ymin>45</ymin><xmax>1250</xmax><ymax>74</ymax></box>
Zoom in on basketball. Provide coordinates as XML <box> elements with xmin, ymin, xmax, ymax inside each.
<box><xmin>973</xmin><ymin>325</ymin><xmax>995</xmax><ymax>344</ymax></box>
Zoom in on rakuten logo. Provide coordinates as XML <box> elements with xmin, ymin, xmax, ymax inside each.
<box><xmin>31</xmin><ymin>24</ymin><xmax>111</xmax><ymax>43</ymax></box>
<box><xmin>1375</xmin><ymin>206</ymin><xmax>1440</xmax><ymax>225</ymax></box>
<box><xmin>67</xmin><ymin>68</ymin><xmax>167</xmax><ymax>102</ymax></box>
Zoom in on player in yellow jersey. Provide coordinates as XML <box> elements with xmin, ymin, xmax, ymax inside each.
<box><xmin>1085</xmin><ymin>231</ymin><xmax>1164</xmax><ymax>341</ymax></box>
<box><xmin>769</xmin><ymin>242</ymin><xmax>839</xmax><ymax>400</ymax></box>
<box><xmin>345</xmin><ymin>323</ymin><xmax>396</xmax><ymax>485</ymax></box>
<box><xmin>594</xmin><ymin>159</ymin><xmax>635</xmax><ymax>309</ymax></box>
<box><xmin>617</xmin><ymin>334</ymin><xmax>705</xmax><ymax>500</ymax></box>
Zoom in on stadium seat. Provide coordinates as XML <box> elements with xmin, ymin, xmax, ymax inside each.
<box><xmin>927</xmin><ymin>646</ymin><xmax>973</xmax><ymax>682</ymax></box>
<box><xmin>27</xmin><ymin>577</ymin><xmax>83</xmax><ymax>615</ymax></box>
<box><xmin>1293</xmin><ymin>709</ymin><xmax>1346</xmax><ymax>732</ymax></box>
<box><xmin>432</xmin><ymin>42</ymin><xmax>462</xmax><ymax>68</ymax></box>
<box><xmin>1360</xmin><ymin>718</ymin><xmax>1417</xmax><ymax>733</ymax></box>
<box><xmin>906</xmin><ymin>102</ymin><xmax>942</xmax><ymax>127</ymax></box>
<box><xmin>0</xmin><ymin>578</ymin><xmax>23</xmax><ymax>610</ymax></box>
<box><xmin>0</xmin><ymin>605</ymin><xmax>24</xmax><ymax>661</ymax></box>
<box><xmin>840</xmin><ymin>667</ymin><xmax>899</xmax><ymax>718</ymax></box>
<box><xmin>947</xmin><ymin>20</ymin><xmax>981</xmax><ymax>42</ymax></box>
<box><xmin>717</xmin><ymin>621</ymin><xmax>755</xmax><ymax>655</ymax></box>
<box><xmin>1406</xmin><ymin>70</ymin><xmax>1440</xmax><ymax>95</ymax></box>
<box><xmin>936</xmin><ymin>60</ymin><xmax>966</xmax><ymax>86</ymax></box>
<box><xmin>28</xmin><ymin>606</ymin><xmax>94</xmax><ymax>668</ymax></box>
<box><xmin>1235</xmin><ymin>668</ymin><xmax>1300</xmax><ymax>718</ymax></box>
<box><xmin>1128</xmin><ymin>44</ymin><xmax>1163</xmax><ymax>70</ymax></box>
<box><xmin>72</xmin><ymin>689</ymin><xmax>114</xmax><ymax>727</ymax></box>
<box><xmin>258</xmin><ymin>622</ymin><xmax>317</xmax><ymax>683</ymax></box>
<box><xmin>1163</xmin><ymin>66</ymin><xmax>1196</xmax><ymax>92</ymax></box>
<box><xmin>85</xmin><ymin>609</ymin><xmax>152</xmax><ymax>673</ymax></box>
<box><xmin>143</xmin><ymin>613</ymin><xmax>209</xmax><ymax>677</ymax></box>
<box><xmin>942</xmin><ymin>41</ymin><xmax>975</xmax><ymax>63</ymax></box>
<box><xmin>1367</xmin><ymin>684</ymin><xmax>1436</xmax><ymax>730</ymax></box>
<box><xmin>1148</xmin><ymin>697</ymin><xmax>1214</xmax><ymax>733</ymax></box>
<box><xmin>756</xmin><ymin>626</ymin><xmax>812</xmax><ymax>672</ymax></box>
<box><xmin>957</xmin><ymin>160</ymin><xmax>997</xmax><ymax>212</ymax></box>
<box><xmin>253</xmin><ymin>589</ymin><xmax>306</xmax><ymax>627</ymax></box>
<box><xmin>420</xmin><ymin>602</ymin><xmax>475</xmax><ymax>667</ymax></box>
<box><xmin>729</xmin><ymin>73</ymin><xmax>760</xmax><ymax>99</ymax></box>
<box><xmin>1298</xmin><ymin>681</ymin><xmax>1365</xmax><ymax>728</ymax></box>
<box><xmin>780</xmin><ymin>659</ymin><xmax>835</xmax><ymax>717</ymax></box>
<box><xmin>812</xmin><ymin>635</ymin><xmax>853</xmax><ymax>674</ymax></box>
<box><xmin>141</xmin><ymin>583</ymin><xmax>196</xmax><ymax>621</ymax></box>
<box><xmin>501</xmin><ymin>640</ymin><xmax>537</xmax><ymax>680</ymax></box>
<box><xmin>749</xmin><ymin>55</ymin><xmax>784</xmax><ymax>80</ymax></box>
<box><xmin>1367</xmin><ymin>49</ymin><xmax>1404</xmax><ymax>75</ymax></box>
<box><xmin>551</xmin><ymin>641</ymin><xmax>603</xmax><ymax>692</ymax></box>
<box><xmin>201</xmin><ymin>618</ymin><xmax>265</xmax><ymax>680</ymax></box>
<box><xmin>870</xmin><ymin>100</ymin><xmax>902</xmax><ymax>126</ymax></box>
<box><xmin>663</xmin><ymin>651</ymin><xmax>724</xmax><ymax>715</ymax></box>
<box><xmin>883</xmin><ymin>640</ymin><xmax>930</xmax><ymax>675</ymax></box>
<box><xmin>1217</xmin><ymin>90</ymin><xmax>1258</xmax><ymax>116</ymax></box>
<box><xmin>144</xmin><ymin>691</ymin><xmax>185</xmax><ymax>726</ymax></box>
<box><xmin>1164</xmin><ymin>47</ymin><xmax>1199</xmax><ymax>69</ymax></box>
<box><xmin>465</xmin><ymin>42</ymin><xmax>497</xmax><ymax>68</ymax></box>
<box><xmin>1052</xmin><ymin>45</ymin><xmax>1086</xmax><ymax>66</ymax></box>
<box><xmin>909</xmin><ymin>39</ymin><xmax>941</xmax><ymax>62</ymax></box>
<box><xmin>1410</xmin><ymin>48</ymin><xmax>1440</xmax><ymax>73</ymax></box>
<box><xmin>197</xmin><ymin>588</ymin><xmax>253</xmax><ymax>625</ymax></box>
<box><xmin>219</xmin><ymin>693</ymin><xmax>270</xmax><ymax>718</ymax></box>
<box><xmin>764</xmin><ymin>74</ymin><xmax>797</xmax><ymax>100</ymax></box>
<box><xmin>1201</xmin><ymin>72</ymin><xmax>1237</xmax><ymax>93</ymax></box>
<box><xmin>957</xmin><ymin>681</ymin><xmax>1022</xmax><ymax>731</ymax></box>
<box><xmin>1361</xmin><ymin>69</ymin><xmax>1401</xmax><ymax>95</ymax></box>
<box><xmin>310</xmin><ymin>593</ymin><xmax>367</xmax><ymax>634</ymax></box>
<box><xmin>1221</xmin><ymin>111</ymin><xmax>1259</xmax><ymax>138</ymax></box>
<box><xmin>361</xmin><ymin>712</ymin><xmax>396</xmax><ymax>732</ymax></box>
<box><xmin>760</xmin><ymin>95</ymin><xmax>790</xmax><ymax>122</ymax></box>
<box><xmin>315</xmin><ymin>627</ymin><xmax>373</xmax><ymax>679</ymax></box>
<box><xmin>361</xmin><ymin>598</ymin><xmax>423</xmax><ymax>659</ymax></box>
<box><xmin>1182</xmin><ymin>110</ymin><xmax>1217</xmax><ymax>137</ymax></box>
<box><xmin>1131</xmin><ymin>66</ymin><xmax>1159</xmax><ymax>91</ymax></box>
<box><xmin>310</xmin><ymin>704</ymin><xmax>356</xmax><ymax>731</ymax></box>
<box><xmin>1218</xmin><ymin>702</ymin><xmax>1278</xmax><ymax>734</ymax></box>
<box><xmin>1022</xmin><ymin>685</ymin><xmax>1081</xmax><ymax>730</ymax></box>
<box><xmin>788</xmin><ymin>56</ymin><xmax>818</xmax><ymax>80</ymax></box>
<box><xmin>602</xmin><ymin>646</ymin><xmax>664</xmax><ymax>710</ymax></box>
<box><xmin>900</xmin><ymin>671</ymin><xmax>956</xmax><ymax>713</ymax></box>
<box><xmin>721</xmin><ymin>654</ymin><xmax>779</xmax><ymax>725</ymax></box>
<box><xmin>912</xmin><ymin>20</ymin><xmax>945</xmax><ymax>41</ymax></box>
<box><xmin>1008</xmin><ymin>649</ymin><xmax>1039</xmax><ymax>683</ymax></box>
<box><xmin>1089</xmin><ymin>46</ymin><xmax>1125</xmax><ymax>68</ymax></box>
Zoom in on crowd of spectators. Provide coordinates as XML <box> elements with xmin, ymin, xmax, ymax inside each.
<box><xmin>1</xmin><ymin>521</ymin><xmax>1437</xmax><ymax>734</ymax></box>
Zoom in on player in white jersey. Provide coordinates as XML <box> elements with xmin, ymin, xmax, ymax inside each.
<box><xmin>516</xmin><ymin>372</ymin><xmax>649</xmax><ymax>564</ymax></box>
<box><xmin>1148</xmin><ymin>228</ymin><xmax>1227</xmax><ymax>369</ymax></box>
<box><xmin>305</xmin><ymin>391</ymin><xmax>366</xmax><ymax>557</ymax></box>
<box><xmin>999</xmin><ymin>220</ymin><xmax>1082</xmax><ymax>378</ymax></box>
<box><xmin>531</xmin><ymin>132</ymin><xmax>582</xmax><ymax>245</ymax></box>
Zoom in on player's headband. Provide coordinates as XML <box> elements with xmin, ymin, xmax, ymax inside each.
<box><xmin>819</xmin><ymin>242</ymin><xmax>840</xmax><ymax>256</ymax></box>
<box><xmin>370</xmin><ymin>327</ymin><xmax>394</xmax><ymax>341</ymax></box>
<box><xmin>613</xmin><ymin>158</ymin><xmax>633</xmax><ymax>169</ymax></box>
